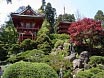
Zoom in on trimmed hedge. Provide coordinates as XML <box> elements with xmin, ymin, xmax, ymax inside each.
<box><xmin>76</xmin><ymin>70</ymin><xmax>93</xmax><ymax>78</ymax></box>
<box><xmin>7</xmin><ymin>49</ymin><xmax>45</xmax><ymax>63</ymax></box>
<box><xmin>76</xmin><ymin>67</ymin><xmax>104</xmax><ymax>78</ymax></box>
<box><xmin>2</xmin><ymin>61</ymin><xmax>58</xmax><ymax>78</ymax></box>
<box><xmin>91</xmin><ymin>70</ymin><xmax>104</xmax><ymax>78</ymax></box>
<box><xmin>89</xmin><ymin>56</ymin><xmax>104</xmax><ymax>66</ymax></box>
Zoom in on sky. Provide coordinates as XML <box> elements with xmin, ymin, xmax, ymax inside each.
<box><xmin>0</xmin><ymin>0</ymin><xmax>104</xmax><ymax>26</ymax></box>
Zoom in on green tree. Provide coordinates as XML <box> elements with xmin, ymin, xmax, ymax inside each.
<box><xmin>37</xmin><ymin>19</ymin><xmax>50</xmax><ymax>36</ymax></box>
<box><xmin>36</xmin><ymin>34</ymin><xmax>52</xmax><ymax>55</ymax></box>
<box><xmin>38</xmin><ymin>0</ymin><xmax>46</xmax><ymax>13</ymax></box>
<box><xmin>57</xmin><ymin>14</ymin><xmax>63</xmax><ymax>22</ymax></box>
<box><xmin>54</xmin><ymin>14</ymin><xmax>75</xmax><ymax>33</ymax></box>
<box><xmin>94</xmin><ymin>10</ymin><xmax>104</xmax><ymax>21</ymax></box>
<box><xmin>57</xmin><ymin>14</ymin><xmax>75</xmax><ymax>22</ymax></box>
<box><xmin>0</xmin><ymin>20</ymin><xmax>18</xmax><ymax>44</ymax></box>
<box><xmin>41</xmin><ymin>0</ymin><xmax>46</xmax><ymax>12</ymax></box>
<box><xmin>45</xmin><ymin>2</ymin><xmax>56</xmax><ymax>33</ymax></box>
<box><xmin>94</xmin><ymin>10</ymin><xmax>104</xmax><ymax>28</ymax></box>
<box><xmin>0</xmin><ymin>44</ymin><xmax>8</xmax><ymax>61</ymax></box>
<box><xmin>6</xmin><ymin>0</ymin><xmax>12</xmax><ymax>4</ymax></box>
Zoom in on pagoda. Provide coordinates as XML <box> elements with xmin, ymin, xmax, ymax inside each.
<box><xmin>57</xmin><ymin>21</ymin><xmax>71</xmax><ymax>34</ymax></box>
<box><xmin>11</xmin><ymin>5</ymin><xmax>44</xmax><ymax>42</ymax></box>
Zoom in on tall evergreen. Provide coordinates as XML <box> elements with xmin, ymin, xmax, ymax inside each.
<box><xmin>94</xmin><ymin>10</ymin><xmax>104</xmax><ymax>21</ymax></box>
<box><xmin>45</xmin><ymin>3</ymin><xmax>56</xmax><ymax>33</ymax></box>
<box><xmin>41</xmin><ymin>0</ymin><xmax>46</xmax><ymax>11</ymax></box>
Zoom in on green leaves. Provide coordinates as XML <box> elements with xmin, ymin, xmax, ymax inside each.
<box><xmin>36</xmin><ymin>34</ymin><xmax>52</xmax><ymax>55</ymax></box>
<box><xmin>2</xmin><ymin>61</ymin><xmax>58</xmax><ymax>78</ymax></box>
<box><xmin>45</xmin><ymin>3</ymin><xmax>56</xmax><ymax>33</ymax></box>
<box><xmin>20</xmin><ymin>39</ymin><xmax>37</xmax><ymax>51</ymax></box>
<box><xmin>89</xmin><ymin>56</ymin><xmax>104</xmax><ymax>66</ymax></box>
<box><xmin>94</xmin><ymin>10</ymin><xmax>104</xmax><ymax>21</ymax></box>
<box><xmin>0</xmin><ymin>23</ymin><xmax>18</xmax><ymax>44</ymax></box>
<box><xmin>57</xmin><ymin>14</ymin><xmax>75</xmax><ymax>22</ymax></box>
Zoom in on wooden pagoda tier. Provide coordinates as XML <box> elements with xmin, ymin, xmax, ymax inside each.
<box><xmin>11</xmin><ymin>5</ymin><xmax>44</xmax><ymax>42</ymax></box>
<box><xmin>57</xmin><ymin>21</ymin><xmax>71</xmax><ymax>34</ymax></box>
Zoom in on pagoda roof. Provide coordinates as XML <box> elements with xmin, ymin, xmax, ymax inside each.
<box><xmin>11</xmin><ymin>5</ymin><xmax>45</xmax><ymax>18</ymax></box>
<box><xmin>58</xmin><ymin>21</ymin><xmax>71</xmax><ymax>26</ymax></box>
<box><xmin>11</xmin><ymin>14</ymin><xmax>44</xmax><ymax>19</ymax></box>
<box><xmin>19</xmin><ymin>5</ymin><xmax>37</xmax><ymax>15</ymax></box>
<box><xmin>59</xmin><ymin>21</ymin><xmax>71</xmax><ymax>24</ymax></box>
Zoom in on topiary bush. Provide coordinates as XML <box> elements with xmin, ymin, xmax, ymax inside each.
<box><xmin>89</xmin><ymin>56</ymin><xmax>104</xmax><ymax>67</ymax></box>
<box><xmin>76</xmin><ymin>67</ymin><xmax>104</xmax><ymax>78</ymax></box>
<box><xmin>91</xmin><ymin>70</ymin><xmax>104</xmax><ymax>78</ymax></box>
<box><xmin>76</xmin><ymin>70</ymin><xmax>93</xmax><ymax>78</ymax></box>
<box><xmin>54</xmin><ymin>40</ymin><xmax>64</xmax><ymax>48</ymax></box>
<box><xmin>50</xmin><ymin>34</ymin><xmax>69</xmax><ymax>45</ymax></box>
<box><xmin>0</xmin><ymin>44</ymin><xmax>8</xmax><ymax>61</ymax></box>
<box><xmin>2</xmin><ymin>61</ymin><xmax>58</xmax><ymax>78</ymax></box>
<box><xmin>15</xmin><ymin>49</ymin><xmax>45</xmax><ymax>62</ymax></box>
<box><xmin>20</xmin><ymin>39</ymin><xmax>37</xmax><ymax>51</ymax></box>
<box><xmin>36</xmin><ymin>34</ymin><xmax>52</xmax><ymax>55</ymax></box>
<box><xmin>6</xmin><ymin>55</ymin><xmax>17</xmax><ymax>63</ymax></box>
<box><xmin>9</xmin><ymin>44</ymin><xmax>20</xmax><ymax>55</ymax></box>
<box><xmin>37</xmin><ymin>41</ymin><xmax>52</xmax><ymax>55</ymax></box>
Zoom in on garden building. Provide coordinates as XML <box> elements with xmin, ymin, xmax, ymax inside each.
<box><xmin>11</xmin><ymin>5</ymin><xmax>44</xmax><ymax>42</ymax></box>
<box><xmin>57</xmin><ymin>21</ymin><xmax>71</xmax><ymax>34</ymax></box>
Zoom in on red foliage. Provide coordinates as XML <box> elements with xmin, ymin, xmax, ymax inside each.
<box><xmin>68</xmin><ymin>18</ymin><xmax>103</xmax><ymax>46</ymax></box>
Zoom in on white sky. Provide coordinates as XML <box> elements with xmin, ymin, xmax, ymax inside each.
<box><xmin>0</xmin><ymin>0</ymin><xmax>76</xmax><ymax>26</ymax></box>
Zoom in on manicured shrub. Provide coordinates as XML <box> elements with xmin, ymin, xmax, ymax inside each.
<box><xmin>37</xmin><ymin>20</ymin><xmax>50</xmax><ymax>36</ymax></box>
<box><xmin>37</xmin><ymin>41</ymin><xmax>52</xmax><ymax>55</ymax></box>
<box><xmin>91</xmin><ymin>70</ymin><xmax>104</xmax><ymax>78</ymax></box>
<box><xmin>6</xmin><ymin>55</ymin><xmax>17</xmax><ymax>63</ymax></box>
<box><xmin>63</xmin><ymin>70</ymin><xmax>72</xmax><ymax>78</ymax></box>
<box><xmin>54</xmin><ymin>40</ymin><xmax>64</xmax><ymax>48</ymax></box>
<box><xmin>0</xmin><ymin>44</ymin><xmax>8</xmax><ymax>61</ymax></box>
<box><xmin>20</xmin><ymin>39</ymin><xmax>37</xmax><ymax>51</ymax></box>
<box><xmin>2</xmin><ymin>61</ymin><xmax>58</xmax><ymax>78</ymax></box>
<box><xmin>76</xmin><ymin>70</ymin><xmax>93</xmax><ymax>78</ymax></box>
<box><xmin>36</xmin><ymin>34</ymin><xmax>52</xmax><ymax>54</ymax></box>
<box><xmin>9</xmin><ymin>44</ymin><xmax>20</xmax><ymax>54</ymax></box>
<box><xmin>17</xmin><ymin>49</ymin><xmax>45</xmax><ymax>62</ymax></box>
<box><xmin>76</xmin><ymin>67</ymin><xmax>104</xmax><ymax>78</ymax></box>
<box><xmin>7</xmin><ymin>49</ymin><xmax>45</xmax><ymax>63</ymax></box>
<box><xmin>50</xmin><ymin>34</ymin><xmax>69</xmax><ymax>40</ymax></box>
<box><xmin>50</xmin><ymin>34</ymin><xmax>69</xmax><ymax>45</ymax></box>
<box><xmin>89</xmin><ymin>56</ymin><xmax>104</xmax><ymax>66</ymax></box>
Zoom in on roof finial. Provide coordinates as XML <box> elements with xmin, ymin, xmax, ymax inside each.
<box><xmin>64</xmin><ymin>6</ymin><xmax>65</xmax><ymax>15</ymax></box>
<box><xmin>27</xmin><ymin>5</ymin><xmax>31</xmax><ymax>9</ymax></box>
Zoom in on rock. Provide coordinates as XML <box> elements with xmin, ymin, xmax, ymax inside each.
<box><xmin>79</xmin><ymin>51</ymin><xmax>89</xmax><ymax>64</ymax></box>
<box><xmin>73</xmin><ymin>59</ymin><xmax>83</xmax><ymax>70</ymax></box>
<box><xmin>64</xmin><ymin>53</ymin><xmax>76</xmax><ymax>62</ymax></box>
<box><xmin>72</xmin><ymin>51</ymin><xmax>89</xmax><ymax>70</ymax></box>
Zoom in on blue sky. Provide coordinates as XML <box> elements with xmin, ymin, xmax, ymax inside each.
<box><xmin>0</xmin><ymin>0</ymin><xmax>104</xmax><ymax>25</ymax></box>
<box><xmin>71</xmin><ymin>0</ymin><xmax>104</xmax><ymax>18</ymax></box>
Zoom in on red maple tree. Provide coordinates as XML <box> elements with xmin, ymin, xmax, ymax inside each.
<box><xmin>68</xmin><ymin>18</ymin><xmax>103</xmax><ymax>48</ymax></box>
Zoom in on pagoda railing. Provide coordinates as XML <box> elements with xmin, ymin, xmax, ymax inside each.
<box><xmin>16</xmin><ymin>27</ymin><xmax>39</xmax><ymax>32</ymax></box>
